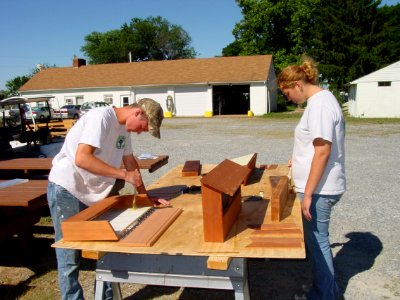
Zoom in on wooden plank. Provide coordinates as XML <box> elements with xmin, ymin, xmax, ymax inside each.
<box><xmin>251</xmin><ymin>228</ymin><xmax>303</xmax><ymax>237</ymax></box>
<box><xmin>207</xmin><ymin>256</ymin><xmax>232</xmax><ymax>270</ymax></box>
<box><xmin>229</xmin><ymin>153</ymin><xmax>257</xmax><ymax>185</ymax></box>
<box><xmin>0</xmin><ymin>158</ymin><xmax>52</xmax><ymax>171</ymax></box>
<box><xmin>270</xmin><ymin>176</ymin><xmax>289</xmax><ymax>223</ymax></box>
<box><xmin>133</xmin><ymin>155</ymin><xmax>169</xmax><ymax>173</ymax></box>
<box><xmin>62</xmin><ymin>220</ymin><xmax>119</xmax><ymax>241</ymax></box>
<box><xmin>247</xmin><ymin>237</ymin><xmax>303</xmax><ymax>248</ymax></box>
<box><xmin>201</xmin><ymin>159</ymin><xmax>248</xmax><ymax>196</ymax></box>
<box><xmin>81</xmin><ymin>250</ymin><xmax>105</xmax><ymax>260</ymax></box>
<box><xmin>0</xmin><ymin>180</ymin><xmax>48</xmax><ymax>208</ymax></box>
<box><xmin>117</xmin><ymin>207</ymin><xmax>182</xmax><ymax>247</ymax></box>
<box><xmin>181</xmin><ymin>160</ymin><xmax>201</xmax><ymax>177</ymax></box>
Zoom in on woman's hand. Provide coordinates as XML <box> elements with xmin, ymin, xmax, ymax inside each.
<box><xmin>301</xmin><ymin>194</ymin><xmax>312</xmax><ymax>221</ymax></box>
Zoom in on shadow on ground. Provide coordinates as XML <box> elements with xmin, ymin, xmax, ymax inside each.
<box><xmin>333</xmin><ymin>231</ymin><xmax>383</xmax><ymax>295</ymax></box>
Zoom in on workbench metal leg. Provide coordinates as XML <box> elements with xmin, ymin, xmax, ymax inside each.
<box><xmin>234</xmin><ymin>277</ymin><xmax>250</xmax><ymax>300</ymax></box>
<box><xmin>111</xmin><ymin>282</ymin><xmax>122</xmax><ymax>300</ymax></box>
<box><xmin>94</xmin><ymin>280</ymin><xmax>122</xmax><ymax>300</ymax></box>
<box><xmin>94</xmin><ymin>280</ymin><xmax>104</xmax><ymax>300</ymax></box>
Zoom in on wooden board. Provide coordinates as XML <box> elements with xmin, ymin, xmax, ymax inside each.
<box><xmin>0</xmin><ymin>179</ymin><xmax>48</xmax><ymax>208</ymax></box>
<box><xmin>117</xmin><ymin>207</ymin><xmax>183</xmax><ymax>247</ymax></box>
<box><xmin>181</xmin><ymin>160</ymin><xmax>201</xmax><ymax>177</ymax></box>
<box><xmin>0</xmin><ymin>158</ymin><xmax>52</xmax><ymax>172</ymax></box>
<box><xmin>270</xmin><ymin>176</ymin><xmax>289</xmax><ymax>223</ymax></box>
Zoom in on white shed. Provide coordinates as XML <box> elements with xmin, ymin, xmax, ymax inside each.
<box><xmin>348</xmin><ymin>61</ymin><xmax>400</xmax><ymax>118</ymax></box>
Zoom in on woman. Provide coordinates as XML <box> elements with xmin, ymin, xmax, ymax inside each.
<box><xmin>277</xmin><ymin>58</ymin><xmax>346</xmax><ymax>300</ymax></box>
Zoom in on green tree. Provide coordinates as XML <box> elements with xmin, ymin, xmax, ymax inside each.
<box><xmin>224</xmin><ymin>0</ymin><xmax>400</xmax><ymax>93</ymax></box>
<box><xmin>223</xmin><ymin>0</ymin><xmax>319</xmax><ymax>68</ymax></box>
<box><xmin>4</xmin><ymin>63</ymin><xmax>56</xmax><ymax>96</ymax></box>
<box><xmin>5</xmin><ymin>75</ymin><xmax>31</xmax><ymax>96</ymax></box>
<box><xmin>308</xmin><ymin>0</ymin><xmax>383</xmax><ymax>91</ymax></box>
<box><xmin>81</xmin><ymin>16</ymin><xmax>196</xmax><ymax>64</ymax></box>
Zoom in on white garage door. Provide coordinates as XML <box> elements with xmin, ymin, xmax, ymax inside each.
<box><xmin>135</xmin><ymin>87</ymin><xmax>168</xmax><ymax>111</ymax></box>
<box><xmin>175</xmin><ymin>86</ymin><xmax>208</xmax><ymax>116</ymax></box>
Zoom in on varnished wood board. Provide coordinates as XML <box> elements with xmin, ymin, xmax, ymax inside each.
<box><xmin>117</xmin><ymin>207</ymin><xmax>183</xmax><ymax>247</ymax></box>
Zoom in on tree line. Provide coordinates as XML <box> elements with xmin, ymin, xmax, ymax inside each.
<box><xmin>2</xmin><ymin>1</ymin><xmax>399</xmax><ymax>98</ymax></box>
<box><xmin>223</xmin><ymin>0</ymin><xmax>400</xmax><ymax>92</ymax></box>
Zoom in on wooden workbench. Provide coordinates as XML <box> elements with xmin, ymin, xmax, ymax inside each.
<box><xmin>54</xmin><ymin>164</ymin><xmax>305</xmax><ymax>299</ymax></box>
<box><xmin>55</xmin><ymin>164</ymin><xmax>304</xmax><ymax>259</ymax></box>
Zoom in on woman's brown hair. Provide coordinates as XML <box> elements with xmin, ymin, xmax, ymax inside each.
<box><xmin>277</xmin><ymin>57</ymin><xmax>319</xmax><ymax>89</ymax></box>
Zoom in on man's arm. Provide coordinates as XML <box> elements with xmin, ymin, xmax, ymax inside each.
<box><xmin>122</xmin><ymin>154</ymin><xmax>170</xmax><ymax>206</ymax></box>
<box><xmin>75</xmin><ymin>144</ymin><xmax>142</xmax><ymax>187</ymax></box>
<box><xmin>122</xmin><ymin>154</ymin><xmax>146</xmax><ymax>194</ymax></box>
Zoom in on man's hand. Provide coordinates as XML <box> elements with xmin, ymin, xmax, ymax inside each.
<box><xmin>124</xmin><ymin>169</ymin><xmax>143</xmax><ymax>187</ymax></box>
<box><xmin>151</xmin><ymin>197</ymin><xmax>170</xmax><ymax>207</ymax></box>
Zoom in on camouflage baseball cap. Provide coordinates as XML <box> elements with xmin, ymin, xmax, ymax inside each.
<box><xmin>137</xmin><ymin>98</ymin><xmax>164</xmax><ymax>138</ymax></box>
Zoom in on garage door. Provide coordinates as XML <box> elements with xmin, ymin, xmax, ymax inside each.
<box><xmin>175</xmin><ymin>86</ymin><xmax>208</xmax><ymax>116</ymax></box>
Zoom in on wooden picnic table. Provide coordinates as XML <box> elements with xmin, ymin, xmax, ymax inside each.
<box><xmin>0</xmin><ymin>155</ymin><xmax>169</xmax><ymax>176</ymax></box>
<box><xmin>0</xmin><ymin>179</ymin><xmax>48</xmax><ymax>240</ymax></box>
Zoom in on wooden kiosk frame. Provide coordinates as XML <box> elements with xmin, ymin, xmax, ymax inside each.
<box><xmin>200</xmin><ymin>159</ymin><xmax>249</xmax><ymax>242</ymax></box>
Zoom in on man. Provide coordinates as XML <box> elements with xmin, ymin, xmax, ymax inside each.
<box><xmin>47</xmin><ymin>98</ymin><xmax>169</xmax><ymax>299</ymax></box>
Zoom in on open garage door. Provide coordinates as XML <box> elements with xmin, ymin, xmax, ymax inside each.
<box><xmin>212</xmin><ymin>85</ymin><xmax>250</xmax><ymax>115</ymax></box>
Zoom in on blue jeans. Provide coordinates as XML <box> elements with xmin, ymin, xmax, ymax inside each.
<box><xmin>298</xmin><ymin>193</ymin><xmax>342</xmax><ymax>300</ymax></box>
<box><xmin>48</xmin><ymin>181</ymin><xmax>113</xmax><ymax>300</ymax></box>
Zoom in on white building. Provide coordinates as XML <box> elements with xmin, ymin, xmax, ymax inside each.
<box><xmin>19</xmin><ymin>55</ymin><xmax>277</xmax><ymax>117</ymax></box>
<box><xmin>348</xmin><ymin>61</ymin><xmax>400</xmax><ymax>118</ymax></box>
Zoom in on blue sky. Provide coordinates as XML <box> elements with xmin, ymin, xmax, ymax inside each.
<box><xmin>0</xmin><ymin>0</ymin><xmax>398</xmax><ymax>91</ymax></box>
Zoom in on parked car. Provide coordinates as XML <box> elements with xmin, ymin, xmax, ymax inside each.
<box><xmin>25</xmin><ymin>106</ymin><xmax>52</xmax><ymax>121</ymax></box>
<box><xmin>53</xmin><ymin>104</ymin><xmax>82</xmax><ymax>119</ymax></box>
<box><xmin>80</xmin><ymin>102</ymin><xmax>109</xmax><ymax>115</ymax></box>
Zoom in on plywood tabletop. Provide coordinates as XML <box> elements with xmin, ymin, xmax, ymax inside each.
<box><xmin>54</xmin><ymin>164</ymin><xmax>305</xmax><ymax>259</ymax></box>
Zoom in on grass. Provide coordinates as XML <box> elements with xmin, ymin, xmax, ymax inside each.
<box><xmin>261</xmin><ymin>108</ymin><xmax>400</xmax><ymax>124</ymax></box>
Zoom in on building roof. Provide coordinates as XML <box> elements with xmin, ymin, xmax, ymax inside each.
<box><xmin>20</xmin><ymin>55</ymin><xmax>273</xmax><ymax>91</ymax></box>
<box><xmin>350</xmin><ymin>61</ymin><xmax>400</xmax><ymax>84</ymax></box>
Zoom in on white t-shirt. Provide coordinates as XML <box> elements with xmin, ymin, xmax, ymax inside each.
<box><xmin>292</xmin><ymin>89</ymin><xmax>346</xmax><ymax>195</ymax></box>
<box><xmin>49</xmin><ymin>106</ymin><xmax>133</xmax><ymax>206</ymax></box>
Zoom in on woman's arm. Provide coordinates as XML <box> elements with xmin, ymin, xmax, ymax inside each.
<box><xmin>302</xmin><ymin>138</ymin><xmax>331</xmax><ymax>221</ymax></box>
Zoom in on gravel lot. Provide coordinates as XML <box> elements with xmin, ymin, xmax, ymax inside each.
<box><xmin>130</xmin><ymin>116</ymin><xmax>400</xmax><ymax>300</ymax></box>
<box><xmin>7</xmin><ymin>116</ymin><xmax>400</xmax><ymax>299</ymax></box>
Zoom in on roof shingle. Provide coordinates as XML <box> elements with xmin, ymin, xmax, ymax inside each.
<box><xmin>20</xmin><ymin>55</ymin><xmax>272</xmax><ymax>91</ymax></box>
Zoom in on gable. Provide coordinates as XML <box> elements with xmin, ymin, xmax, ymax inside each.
<box><xmin>350</xmin><ymin>61</ymin><xmax>400</xmax><ymax>84</ymax></box>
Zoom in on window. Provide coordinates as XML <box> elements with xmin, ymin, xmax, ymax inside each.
<box><xmin>65</xmin><ymin>98</ymin><xmax>73</xmax><ymax>104</ymax></box>
<box><xmin>104</xmin><ymin>95</ymin><xmax>113</xmax><ymax>105</ymax></box>
<box><xmin>378</xmin><ymin>81</ymin><xmax>391</xmax><ymax>87</ymax></box>
<box><xmin>122</xmin><ymin>96</ymin><xmax>130</xmax><ymax>107</ymax></box>
<box><xmin>76</xmin><ymin>96</ymin><xmax>84</xmax><ymax>105</ymax></box>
